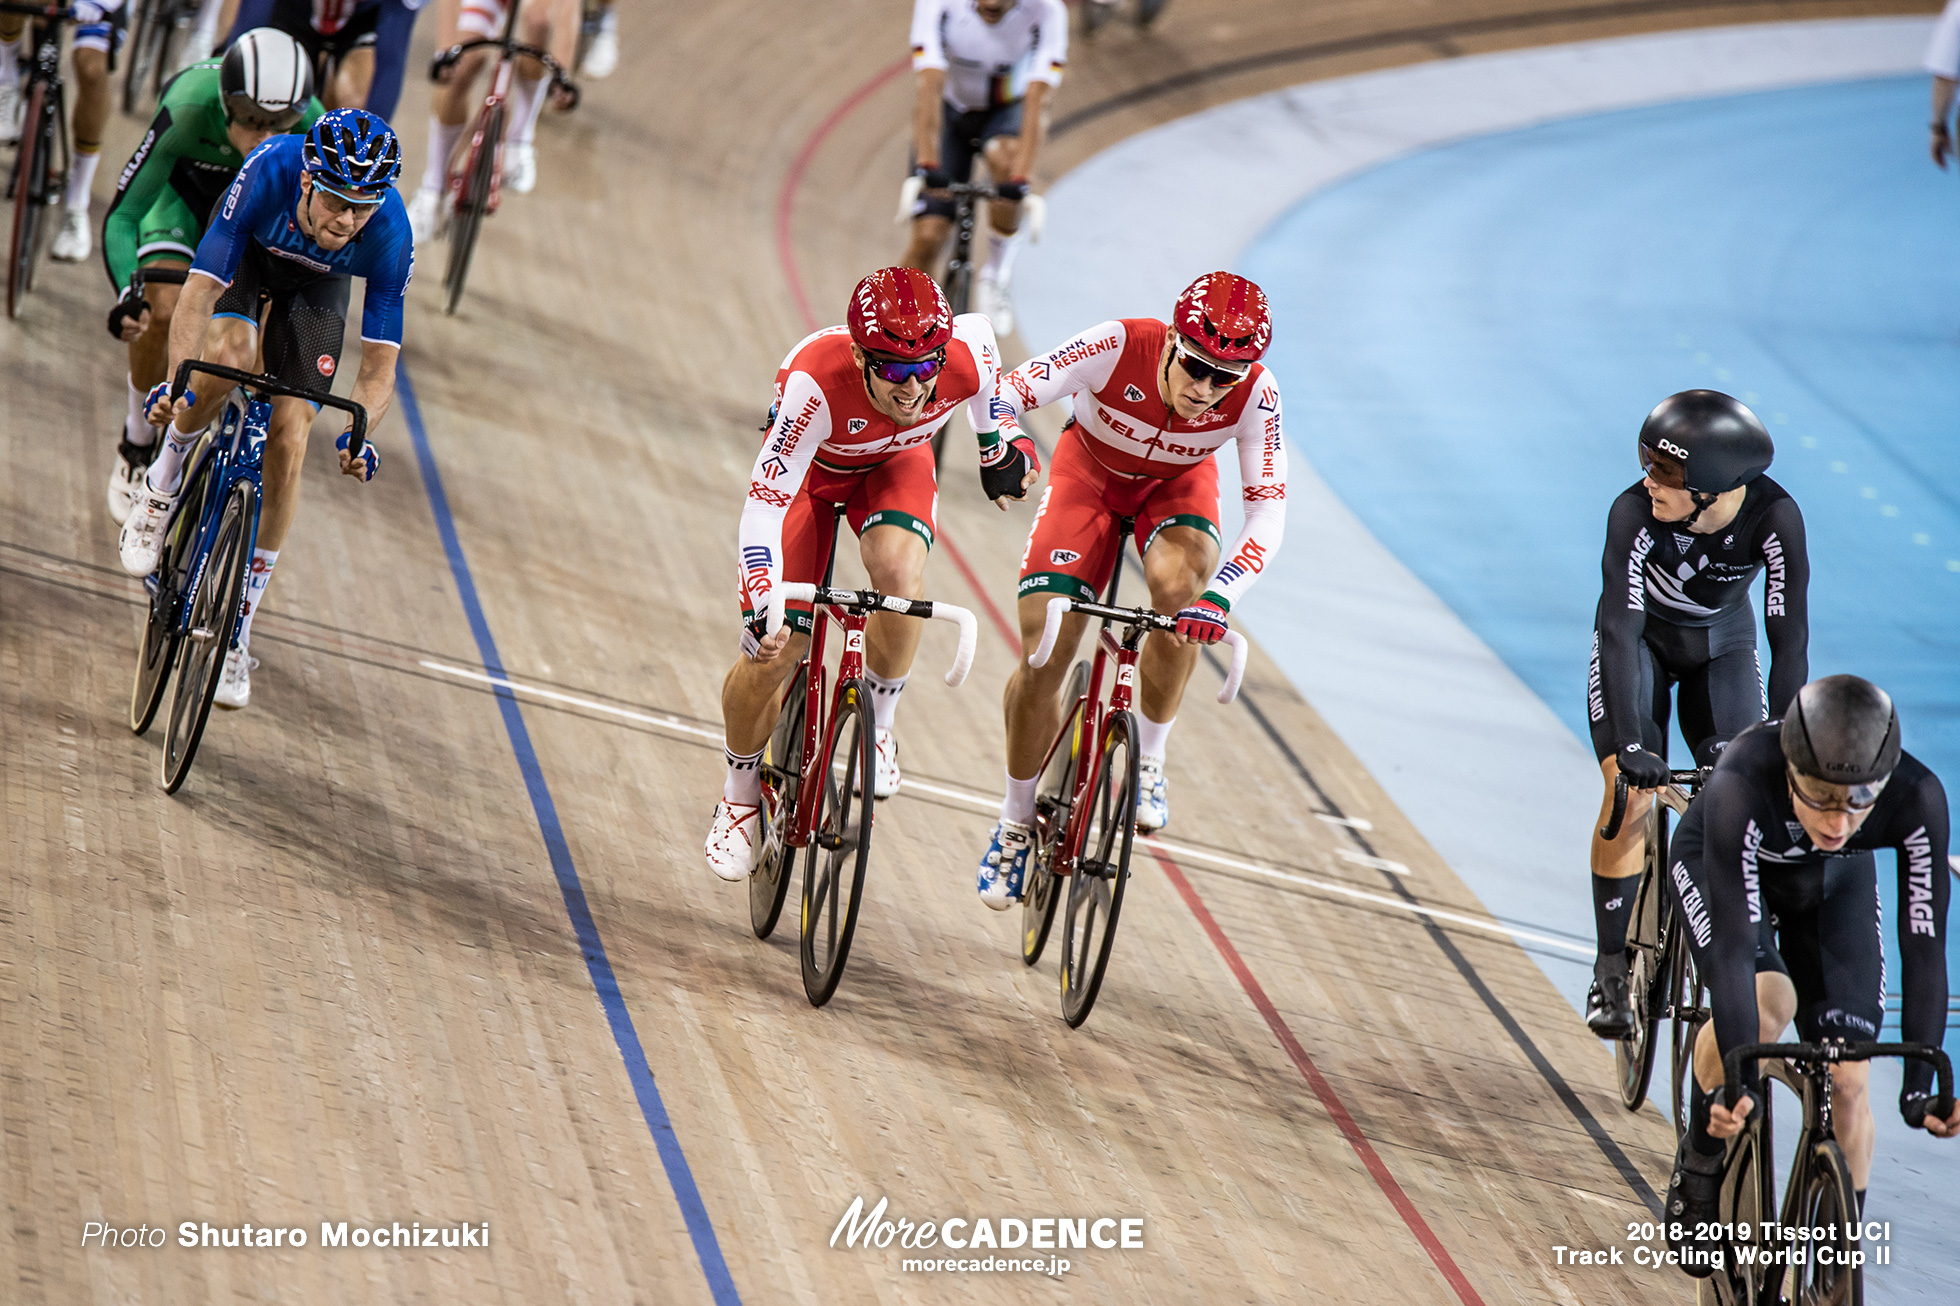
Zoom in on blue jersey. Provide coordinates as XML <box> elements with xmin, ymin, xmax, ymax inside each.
<box><xmin>193</xmin><ymin>133</ymin><xmax>414</xmax><ymax>346</ymax></box>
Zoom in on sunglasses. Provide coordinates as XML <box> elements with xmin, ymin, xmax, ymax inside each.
<box><xmin>1638</xmin><ymin>441</ymin><xmax>1687</xmax><ymax>490</ymax></box>
<box><xmin>310</xmin><ymin>178</ymin><xmax>387</xmax><ymax>212</ymax></box>
<box><xmin>1786</xmin><ymin>765</ymin><xmax>1887</xmax><ymax>814</ymax></box>
<box><xmin>864</xmin><ymin>352</ymin><xmax>945</xmax><ymax>386</ymax></box>
<box><xmin>1171</xmin><ymin>334</ymin><xmax>1251</xmax><ymax>388</ymax></box>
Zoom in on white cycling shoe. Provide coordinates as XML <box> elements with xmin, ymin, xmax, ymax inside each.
<box><xmin>872</xmin><ymin>728</ymin><xmax>900</xmax><ymax>798</ymax></box>
<box><xmin>107</xmin><ymin>436</ymin><xmax>156</xmax><ymax>524</ymax></box>
<box><xmin>118</xmin><ymin>482</ymin><xmax>179</xmax><ymax>577</ymax></box>
<box><xmin>1135</xmin><ymin>756</ymin><xmax>1169</xmax><ymax>832</ymax></box>
<box><xmin>407</xmin><ymin>186</ymin><xmax>443</xmax><ymax>244</ymax></box>
<box><xmin>214</xmin><ymin>650</ymin><xmax>258</xmax><ymax>710</ymax></box>
<box><xmin>0</xmin><ymin>82</ymin><xmax>22</xmax><ymax>144</ymax></box>
<box><xmin>976</xmin><ymin>273</ymin><xmax>1014</xmax><ymax>338</ymax></box>
<box><xmin>504</xmin><ymin>143</ymin><xmax>537</xmax><ymax>196</ymax></box>
<box><xmin>581</xmin><ymin>11</ymin><xmax>618</xmax><ymax>78</ymax></box>
<box><xmin>976</xmin><ymin>820</ymin><xmax>1033</xmax><ymax>910</ymax></box>
<box><xmin>705</xmin><ymin>798</ymin><xmax>760</xmax><ymax>882</ymax></box>
<box><xmin>51</xmin><ymin>206</ymin><xmax>90</xmax><ymax>261</ymax></box>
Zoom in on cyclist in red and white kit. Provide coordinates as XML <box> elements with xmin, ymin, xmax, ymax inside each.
<box><xmin>704</xmin><ymin>267</ymin><xmax>1039</xmax><ymax>881</ymax></box>
<box><xmin>975</xmin><ymin>271</ymin><xmax>1284</xmax><ymax>907</ymax></box>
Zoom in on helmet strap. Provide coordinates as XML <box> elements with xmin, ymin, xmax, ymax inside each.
<box><xmin>1677</xmin><ymin>490</ymin><xmax>1718</xmax><ymax>531</ymax></box>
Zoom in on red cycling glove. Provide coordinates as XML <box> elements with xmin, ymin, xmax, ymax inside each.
<box><xmin>1173</xmin><ymin>598</ymin><xmax>1228</xmax><ymax>645</ymax></box>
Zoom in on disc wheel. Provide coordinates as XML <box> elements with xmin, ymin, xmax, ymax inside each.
<box><xmin>1615</xmin><ymin>807</ymin><xmax>1667</xmax><ymax>1109</ymax></box>
<box><xmin>8</xmin><ymin>81</ymin><xmax>51</xmax><ymax>319</ymax></box>
<box><xmin>160</xmin><ymin>480</ymin><xmax>253</xmax><ymax>792</ymax></box>
<box><xmin>1022</xmin><ymin>660</ymin><xmax>1087</xmax><ymax>966</ymax></box>
<box><xmin>798</xmin><ymin>680</ymin><xmax>874</xmax><ymax>1006</ymax></box>
<box><xmin>1786</xmin><ymin>1141</ymin><xmax>1862</xmax><ymax>1306</ymax></box>
<box><xmin>444</xmin><ymin>103</ymin><xmax>503</xmax><ymax>315</ymax></box>
<box><xmin>129</xmin><ymin>447</ymin><xmax>214</xmax><ymax>734</ymax></box>
<box><xmin>750</xmin><ymin>664</ymin><xmax>808</xmax><ymax>939</ymax></box>
<box><xmin>1059</xmin><ymin>708</ymin><xmax>1137</xmax><ymax>1027</ymax></box>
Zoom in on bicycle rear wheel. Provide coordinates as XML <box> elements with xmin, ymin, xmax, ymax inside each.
<box><xmin>1673</xmin><ymin>966</ymin><xmax>1707</xmax><ymax>1136</ymax></box>
<box><xmin>444</xmin><ymin>103</ymin><xmax>503</xmax><ymax>316</ymax></box>
<box><xmin>750</xmin><ymin>664</ymin><xmax>807</xmax><ymax>939</ymax></box>
<box><xmin>1616</xmin><ymin>807</ymin><xmax>1667</xmax><ymax>1109</ymax></box>
<box><xmin>8</xmin><ymin>81</ymin><xmax>51</xmax><ymax>318</ymax></box>
<box><xmin>1709</xmin><ymin>1124</ymin><xmax>1771</xmax><ymax>1306</ymax></box>
<box><xmin>1022</xmin><ymin>660</ymin><xmax>1087</xmax><ymax>966</ymax></box>
<box><xmin>130</xmin><ymin>447</ymin><xmax>215</xmax><ymax>734</ymax></box>
<box><xmin>799</xmin><ymin>680</ymin><xmax>874</xmax><ymax>1006</ymax></box>
<box><xmin>1787</xmin><ymin>1140</ymin><xmax>1861</xmax><ymax>1306</ymax></box>
<box><xmin>161</xmin><ymin>479</ymin><xmax>253</xmax><ymax>792</ymax></box>
<box><xmin>1059</xmin><ymin>708</ymin><xmax>1137</xmax><ymax>1027</ymax></box>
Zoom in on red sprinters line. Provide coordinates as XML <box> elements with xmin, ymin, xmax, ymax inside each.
<box><xmin>774</xmin><ymin>58</ymin><xmax>910</xmax><ymax>335</ymax></box>
<box><xmin>1146</xmin><ymin>842</ymin><xmax>1487</xmax><ymax>1306</ymax></box>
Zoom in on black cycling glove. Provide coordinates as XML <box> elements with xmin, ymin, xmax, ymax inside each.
<box><xmin>1618</xmin><ymin>744</ymin><xmax>1670</xmax><ymax>790</ymax></box>
<box><xmin>107</xmin><ymin>285</ymin><xmax>149</xmax><ymax>340</ymax></box>
<box><xmin>979</xmin><ymin>434</ymin><xmax>1039</xmax><ymax>503</ymax></box>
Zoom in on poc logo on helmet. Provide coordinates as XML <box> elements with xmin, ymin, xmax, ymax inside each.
<box><xmin>1658</xmin><ymin>438</ymin><xmax>1690</xmax><ymax>459</ymax></box>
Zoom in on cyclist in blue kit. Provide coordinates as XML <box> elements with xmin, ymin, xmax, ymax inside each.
<box><xmin>1584</xmin><ymin>390</ymin><xmax>1810</xmax><ymax>1037</ymax></box>
<box><xmin>119</xmin><ymin>108</ymin><xmax>412</xmax><ymax>711</ymax></box>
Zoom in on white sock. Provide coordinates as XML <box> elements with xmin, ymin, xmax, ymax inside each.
<box><xmin>0</xmin><ymin>38</ymin><xmax>20</xmax><ymax>91</ymax></box>
<box><xmin>235</xmin><ymin>549</ymin><xmax>278</xmax><ymax>646</ymax></box>
<box><xmin>1137</xmin><ymin>713</ymin><xmax>1175</xmax><ymax>763</ymax></box>
<box><xmin>508</xmin><ymin>75</ymin><xmax>546</xmax><ymax>147</ymax></box>
<box><xmin>865</xmin><ymin>670</ymin><xmax>907</xmax><ymax>733</ymax></box>
<box><xmin>723</xmin><ymin>744</ymin><xmax>763</xmax><ymax>805</ymax></box>
<box><xmin>983</xmin><ymin>231</ymin><xmax>1011</xmax><ymax>281</ymax></box>
<box><xmin>422</xmin><ymin>116</ymin><xmax>465</xmax><ymax>194</ymax></box>
<box><xmin>1001</xmin><ymin>770</ymin><xmax>1038</xmax><ymax>827</ymax></box>
<box><xmin>144</xmin><ymin>421</ymin><xmax>202</xmax><ymax>495</ymax></box>
<box><xmin>125</xmin><ymin>376</ymin><xmax>157</xmax><ymax>447</ymax></box>
<box><xmin>64</xmin><ymin>149</ymin><xmax>100</xmax><ymax>211</ymax></box>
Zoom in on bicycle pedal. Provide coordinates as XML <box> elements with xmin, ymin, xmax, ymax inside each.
<box><xmin>817</xmin><ymin>832</ymin><xmax>845</xmax><ymax>851</ymax></box>
<box><xmin>189</xmin><ymin>626</ymin><xmax>215</xmax><ymax>642</ymax></box>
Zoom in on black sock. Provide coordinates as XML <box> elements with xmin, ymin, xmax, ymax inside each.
<box><xmin>1688</xmin><ymin>1082</ymin><xmax>1725</xmax><ymax>1156</ymax></box>
<box><xmin>1593</xmin><ymin>873</ymin><xmax>1638</xmax><ymax>964</ymax></box>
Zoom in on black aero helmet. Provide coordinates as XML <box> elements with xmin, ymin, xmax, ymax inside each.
<box><xmin>1637</xmin><ymin>390</ymin><xmax>1774</xmax><ymax>496</ymax></box>
<box><xmin>221</xmin><ymin>28</ymin><xmax>313</xmax><ymax>133</ymax></box>
<box><xmin>1781</xmin><ymin>675</ymin><xmax>1901</xmax><ymax>793</ymax></box>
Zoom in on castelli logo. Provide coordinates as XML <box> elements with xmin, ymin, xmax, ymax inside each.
<box><xmin>317</xmin><ymin>355</ymin><xmax>336</xmax><ymax>377</ymax></box>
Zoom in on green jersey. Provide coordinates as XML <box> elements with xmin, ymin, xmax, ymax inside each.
<box><xmin>101</xmin><ymin>61</ymin><xmax>324</xmax><ymax>291</ymax></box>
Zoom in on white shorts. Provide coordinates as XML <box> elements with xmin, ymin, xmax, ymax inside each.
<box><xmin>73</xmin><ymin>0</ymin><xmax>128</xmax><ymax>56</ymax></box>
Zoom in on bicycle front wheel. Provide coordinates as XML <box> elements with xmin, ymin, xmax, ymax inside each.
<box><xmin>799</xmin><ymin>680</ymin><xmax>874</xmax><ymax>1006</ymax></box>
<box><xmin>1787</xmin><ymin>1140</ymin><xmax>1862</xmax><ymax>1306</ymax></box>
<box><xmin>161</xmin><ymin>479</ymin><xmax>253</xmax><ymax>792</ymax></box>
<box><xmin>1616</xmin><ymin>807</ymin><xmax>1666</xmax><ymax>1110</ymax></box>
<box><xmin>1022</xmin><ymin>659</ymin><xmax>1087</xmax><ymax>966</ymax></box>
<box><xmin>7</xmin><ymin>81</ymin><xmax>50</xmax><ymax>318</ymax></box>
<box><xmin>1059</xmin><ymin>707</ymin><xmax>1137</xmax><ymax>1027</ymax></box>
<box><xmin>130</xmin><ymin>447</ymin><xmax>215</xmax><ymax>734</ymax></box>
<box><xmin>751</xmin><ymin>664</ymin><xmax>807</xmax><ymax>939</ymax></box>
<box><xmin>444</xmin><ymin>103</ymin><xmax>503</xmax><ymax>316</ymax></box>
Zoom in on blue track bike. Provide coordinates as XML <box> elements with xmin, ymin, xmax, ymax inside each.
<box><xmin>128</xmin><ymin>360</ymin><xmax>368</xmax><ymax>792</ymax></box>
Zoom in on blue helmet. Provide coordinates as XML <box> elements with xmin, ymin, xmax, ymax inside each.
<box><xmin>302</xmin><ymin>109</ymin><xmax>401</xmax><ymax>197</ymax></box>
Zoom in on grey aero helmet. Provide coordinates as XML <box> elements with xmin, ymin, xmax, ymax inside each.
<box><xmin>222</xmin><ymin>28</ymin><xmax>314</xmax><ymax>133</ymax></box>
<box><xmin>1781</xmin><ymin>674</ymin><xmax>1901</xmax><ymax>803</ymax></box>
<box><xmin>1637</xmin><ymin>390</ymin><xmax>1774</xmax><ymax>526</ymax></box>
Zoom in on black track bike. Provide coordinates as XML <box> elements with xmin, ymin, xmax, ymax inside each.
<box><xmin>3</xmin><ymin>2</ymin><xmax>76</xmax><ymax>317</ymax></box>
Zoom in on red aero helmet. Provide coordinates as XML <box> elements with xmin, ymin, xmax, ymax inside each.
<box><xmin>847</xmin><ymin>267</ymin><xmax>954</xmax><ymax>360</ymax></box>
<box><xmin>1172</xmin><ymin>271</ymin><xmax>1272</xmax><ymax>362</ymax></box>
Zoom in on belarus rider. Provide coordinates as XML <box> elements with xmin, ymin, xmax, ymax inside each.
<box><xmin>703</xmin><ymin>267</ymin><xmax>1039</xmax><ymax>881</ymax></box>
<box><xmin>102</xmin><ymin>28</ymin><xmax>323</xmax><ymax>526</ymax></box>
<box><xmin>901</xmin><ymin>0</ymin><xmax>1067</xmax><ymax>336</ymax></box>
<box><xmin>1585</xmin><ymin>391</ymin><xmax>1809</xmax><ymax>1039</ymax></box>
<box><xmin>975</xmin><ymin>271</ymin><xmax>1285</xmax><ymax>907</ymax></box>
<box><xmin>1661</xmin><ymin>676</ymin><xmax>1955</xmax><ymax>1276</ymax></box>
<box><xmin>118</xmin><ymin>109</ymin><xmax>413</xmax><ymax>710</ymax></box>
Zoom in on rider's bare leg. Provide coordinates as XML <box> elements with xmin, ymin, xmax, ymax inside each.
<box><xmin>1590</xmin><ymin>753</ymin><xmax>1654</xmax><ymax>976</ymax></box>
<box><xmin>1000</xmin><ymin>593</ymin><xmax>1091</xmax><ymax>822</ymax></box>
<box><xmin>718</xmin><ymin>630</ymin><xmax>812</xmax><ymax>804</ymax></box>
<box><xmin>329</xmin><ymin>47</ymin><xmax>375</xmax><ymax>111</ymax></box>
<box><xmin>1135</xmin><ymin>524</ymin><xmax>1217</xmax><ymax>748</ymax></box>
<box><xmin>126</xmin><ymin>259</ymin><xmax>191</xmax><ymax>443</ymax></box>
<box><xmin>146</xmin><ymin>316</ymin><xmax>258</xmax><ymax>494</ymax></box>
<box><xmin>859</xmin><ymin>524</ymin><xmax>928</xmax><ymax>739</ymax></box>
<box><xmin>900</xmin><ymin>214</ymin><xmax>952</xmax><ymax>273</ymax></box>
<box><xmin>64</xmin><ymin>48</ymin><xmax>111</xmax><ymax>214</ymax></box>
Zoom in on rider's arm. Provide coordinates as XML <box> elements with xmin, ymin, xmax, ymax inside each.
<box><xmin>1594</xmin><ymin>493</ymin><xmax>1654</xmax><ymax>752</ymax></box>
<box><xmin>735</xmin><ymin>370</ymin><xmax>831</xmax><ymax>625</ymax></box>
<box><xmin>956</xmin><ymin>315</ymin><xmax>1024</xmax><ymax>448</ymax></box>
<box><xmin>1693</xmin><ymin>774</ymin><xmax>1768</xmax><ymax>1079</ymax></box>
<box><xmin>162</xmin><ymin>273</ymin><xmax>227</xmax><ymax>395</ymax></box>
<box><xmin>363</xmin><ymin>0</ymin><xmax>422</xmax><ymax>123</ymax></box>
<box><xmin>102</xmin><ymin>107</ymin><xmax>183</xmax><ymax>293</ymax></box>
<box><xmin>1757</xmin><ymin>494</ymin><xmax>1809</xmax><ymax>720</ymax></box>
<box><xmin>1202</xmin><ymin>372</ymin><xmax>1287</xmax><ymax>613</ymax></box>
<box><xmin>909</xmin><ymin>0</ymin><xmax>948</xmax><ymax>168</ymax></box>
<box><xmin>1011</xmin><ymin>0</ymin><xmax>1068</xmax><ymax>180</ymax></box>
<box><xmin>1884</xmin><ymin>760</ymin><xmax>1952</xmax><ymax>1104</ymax></box>
<box><xmin>999</xmin><ymin>320</ymin><xmax>1128</xmax><ymax>415</ymax></box>
<box><xmin>347</xmin><ymin>341</ymin><xmax>400</xmax><ymax>437</ymax></box>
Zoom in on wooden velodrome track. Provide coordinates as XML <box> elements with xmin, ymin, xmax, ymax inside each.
<box><xmin>2</xmin><ymin>1</ymin><xmax>1929</xmax><ymax>1302</ymax></box>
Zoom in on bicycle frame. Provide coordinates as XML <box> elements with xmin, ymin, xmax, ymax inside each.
<box><xmin>781</xmin><ymin>595</ymin><xmax>870</xmax><ymax>855</ymax></box>
<box><xmin>437</xmin><ymin>0</ymin><xmax>577</xmax><ymax>208</ymax></box>
<box><xmin>1034</xmin><ymin>598</ymin><xmax>1145</xmax><ymax>880</ymax></box>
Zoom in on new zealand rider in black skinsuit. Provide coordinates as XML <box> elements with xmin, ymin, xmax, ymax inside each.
<box><xmin>1586</xmin><ymin>391</ymin><xmax>1810</xmax><ymax>1037</ymax></box>
<box><xmin>1660</xmin><ymin>677</ymin><xmax>1956</xmax><ymax>1276</ymax></box>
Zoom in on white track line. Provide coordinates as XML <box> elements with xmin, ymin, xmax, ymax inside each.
<box><xmin>418</xmin><ymin>660</ymin><xmax>1591</xmax><ymax>959</ymax></box>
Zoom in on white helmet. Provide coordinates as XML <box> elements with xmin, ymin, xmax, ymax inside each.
<box><xmin>221</xmin><ymin>28</ymin><xmax>314</xmax><ymax>131</ymax></box>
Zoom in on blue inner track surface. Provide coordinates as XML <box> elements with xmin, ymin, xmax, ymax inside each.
<box><xmin>1242</xmin><ymin>75</ymin><xmax>1960</xmax><ymax>1023</ymax></box>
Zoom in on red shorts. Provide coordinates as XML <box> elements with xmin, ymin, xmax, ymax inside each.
<box><xmin>744</xmin><ymin>444</ymin><xmax>939</xmax><ymax>635</ymax></box>
<box><xmin>1017</xmin><ymin>425</ymin><xmax>1220</xmax><ymax>602</ymax></box>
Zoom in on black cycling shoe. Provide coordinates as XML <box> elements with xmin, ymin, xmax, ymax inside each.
<box><xmin>1585</xmin><ymin>962</ymin><xmax>1634</xmax><ymax>1039</ymax></box>
<box><xmin>1665</xmin><ymin>1136</ymin><xmax>1724</xmax><ymax>1279</ymax></box>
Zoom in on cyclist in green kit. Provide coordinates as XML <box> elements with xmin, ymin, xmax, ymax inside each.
<box><xmin>100</xmin><ymin>27</ymin><xmax>324</xmax><ymax>525</ymax></box>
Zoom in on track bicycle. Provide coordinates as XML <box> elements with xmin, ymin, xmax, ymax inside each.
<box><xmin>429</xmin><ymin>0</ymin><xmax>577</xmax><ymax>316</ymax></box>
<box><xmin>128</xmin><ymin>359</ymin><xmax>368</xmax><ymax>792</ymax></box>
<box><xmin>747</xmin><ymin>546</ymin><xmax>978</xmax><ymax>1007</ymax></box>
<box><xmin>1695</xmin><ymin>1040</ymin><xmax>1954</xmax><ymax>1306</ymax></box>
<box><xmin>1015</xmin><ymin>527</ymin><xmax>1249</xmax><ymax>1027</ymax></box>
<box><xmin>3</xmin><ymin>1</ymin><xmax>76</xmax><ymax>317</ymax></box>
<box><xmin>120</xmin><ymin>0</ymin><xmax>193</xmax><ymax>115</ymax></box>
<box><xmin>1599</xmin><ymin>765</ymin><xmax>1709</xmax><ymax>1117</ymax></box>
